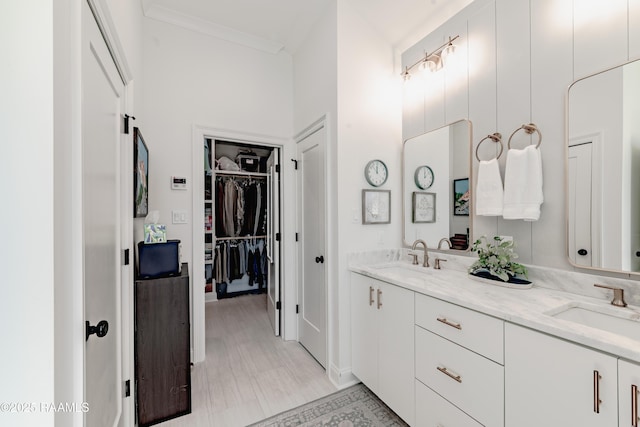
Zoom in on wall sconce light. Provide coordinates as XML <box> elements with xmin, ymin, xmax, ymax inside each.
<box><xmin>402</xmin><ymin>35</ymin><xmax>459</xmax><ymax>81</ymax></box>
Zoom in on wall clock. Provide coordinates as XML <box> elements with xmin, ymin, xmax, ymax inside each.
<box><xmin>414</xmin><ymin>165</ymin><xmax>434</xmax><ymax>189</ymax></box>
<box><xmin>364</xmin><ymin>159</ymin><xmax>388</xmax><ymax>187</ymax></box>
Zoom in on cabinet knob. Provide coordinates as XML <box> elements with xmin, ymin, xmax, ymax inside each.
<box><xmin>315</xmin><ymin>255</ymin><xmax>324</xmax><ymax>264</ymax></box>
<box><xmin>578</xmin><ymin>249</ymin><xmax>588</xmax><ymax>256</ymax></box>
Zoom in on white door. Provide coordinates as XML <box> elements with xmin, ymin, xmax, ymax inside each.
<box><xmin>568</xmin><ymin>143</ymin><xmax>593</xmax><ymax>266</ymax></box>
<box><xmin>83</xmin><ymin>2</ymin><xmax>124</xmax><ymax>425</ymax></box>
<box><xmin>297</xmin><ymin>126</ymin><xmax>327</xmax><ymax>367</ymax></box>
<box><xmin>267</xmin><ymin>149</ymin><xmax>281</xmax><ymax>335</ymax></box>
<box><xmin>619</xmin><ymin>360</ymin><xmax>640</xmax><ymax>427</ymax></box>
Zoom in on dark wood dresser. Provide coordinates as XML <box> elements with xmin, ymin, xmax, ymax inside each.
<box><xmin>135</xmin><ymin>263</ymin><xmax>191</xmax><ymax>426</ymax></box>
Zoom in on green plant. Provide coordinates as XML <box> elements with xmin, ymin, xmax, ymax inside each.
<box><xmin>468</xmin><ymin>236</ymin><xmax>528</xmax><ymax>281</ymax></box>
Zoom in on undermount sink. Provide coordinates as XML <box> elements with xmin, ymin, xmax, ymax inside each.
<box><xmin>547</xmin><ymin>302</ymin><xmax>640</xmax><ymax>342</ymax></box>
<box><xmin>369</xmin><ymin>264</ymin><xmax>433</xmax><ymax>279</ymax></box>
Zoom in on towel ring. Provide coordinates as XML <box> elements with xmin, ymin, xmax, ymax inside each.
<box><xmin>508</xmin><ymin>123</ymin><xmax>542</xmax><ymax>149</ymax></box>
<box><xmin>475</xmin><ymin>133</ymin><xmax>503</xmax><ymax>162</ymax></box>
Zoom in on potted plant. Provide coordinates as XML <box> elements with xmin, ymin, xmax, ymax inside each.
<box><xmin>468</xmin><ymin>236</ymin><xmax>531</xmax><ymax>287</ymax></box>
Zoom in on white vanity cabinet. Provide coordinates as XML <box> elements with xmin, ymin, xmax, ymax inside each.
<box><xmin>414</xmin><ymin>294</ymin><xmax>504</xmax><ymax>427</ymax></box>
<box><xmin>505</xmin><ymin>323</ymin><xmax>618</xmax><ymax>427</ymax></box>
<box><xmin>619</xmin><ymin>360</ymin><xmax>640</xmax><ymax>427</ymax></box>
<box><xmin>350</xmin><ymin>273</ymin><xmax>415</xmax><ymax>425</ymax></box>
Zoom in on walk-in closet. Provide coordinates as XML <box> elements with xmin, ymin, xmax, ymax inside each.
<box><xmin>203</xmin><ymin>138</ymin><xmax>282</xmax><ymax>335</ymax></box>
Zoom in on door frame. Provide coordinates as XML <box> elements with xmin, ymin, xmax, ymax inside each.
<box><xmin>294</xmin><ymin>115</ymin><xmax>330</xmax><ymax>369</ymax></box>
<box><xmin>191</xmin><ymin>125</ymin><xmax>288</xmax><ymax>362</ymax></box>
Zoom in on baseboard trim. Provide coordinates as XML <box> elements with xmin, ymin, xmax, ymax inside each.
<box><xmin>329</xmin><ymin>364</ymin><xmax>358</xmax><ymax>389</ymax></box>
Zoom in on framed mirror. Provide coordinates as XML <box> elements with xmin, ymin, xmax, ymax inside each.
<box><xmin>566</xmin><ymin>58</ymin><xmax>640</xmax><ymax>275</ymax></box>
<box><xmin>403</xmin><ymin>119</ymin><xmax>472</xmax><ymax>251</ymax></box>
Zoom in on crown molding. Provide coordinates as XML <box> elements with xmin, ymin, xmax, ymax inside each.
<box><xmin>143</xmin><ymin>3</ymin><xmax>285</xmax><ymax>54</ymax></box>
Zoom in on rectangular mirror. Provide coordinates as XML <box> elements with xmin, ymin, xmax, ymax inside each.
<box><xmin>403</xmin><ymin>120</ymin><xmax>472</xmax><ymax>251</ymax></box>
<box><xmin>567</xmin><ymin>58</ymin><xmax>640</xmax><ymax>275</ymax></box>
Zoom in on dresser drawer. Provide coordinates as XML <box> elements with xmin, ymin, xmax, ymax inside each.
<box><xmin>416</xmin><ymin>326</ymin><xmax>504</xmax><ymax>427</ymax></box>
<box><xmin>415</xmin><ymin>293</ymin><xmax>504</xmax><ymax>364</ymax></box>
<box><xmin>415</xmin><ymin>379</ymin><xmax>483</xmax><ymax>427</ymax></box>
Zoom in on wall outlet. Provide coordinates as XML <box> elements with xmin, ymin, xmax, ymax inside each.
<box><xmin>172</xmin><ymin>210</ymin><xmax>188</xmax><ymax>224</ymax></box>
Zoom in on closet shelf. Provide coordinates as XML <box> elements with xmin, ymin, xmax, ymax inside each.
<box><xmin>215</xmin><ymin>170</ymin><xmax>268</xmax><ymax>179</ymax></box>
<box><xmin>216</xmin><ymin>235</ymin><xmax>268</xmax><ymax>241</ymax></box>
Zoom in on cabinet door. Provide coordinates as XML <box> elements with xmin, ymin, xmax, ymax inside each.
<box><xmin>350</xmin><ymin>273</ymin><xmax>378</xmax><ymax>392</ymax></box>
<box><xmin>378</xmin><ymin>282</ymin><xmax>414</xmax><ymax>426</ymax></box>
<box><xmin>505</xmin><ymin>323</ymin><xmax>617</xmax><ymax>427</ymax></box>
<box><xmin>619</xmin><ymin>360</ymin><xmax>640</xmax><ymax>427</ymax></box>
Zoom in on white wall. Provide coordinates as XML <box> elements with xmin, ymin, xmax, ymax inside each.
<box><xmin>334</xmin><ymin>1</ymin><xmax>403</xmax><ymax>385</ymax></box>
<box><xmin>402</xmin><ymin>0</ymin><xmax>640</xmax><ymax>277</ymax></box>
<box><xmin>293</xmin><ymin>0</ymin><xmax>403</xmax><ymax>386</ymax></box>
<box><xmin>141</xmin><ymin>17</ymin><xmax>294</xmax><ymax>267</ymax></box>
<box><xmin>2</xmin><ymin>2</ymin><xmax>55</xmax><ymax>426</ymax></box>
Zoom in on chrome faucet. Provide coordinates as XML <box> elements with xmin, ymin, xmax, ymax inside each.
<box><xmin>594</xmin><ymin>284</ymin><xmax>627</xmax><ymax>307</ymax></box>
<box><xmin>411</xmin><ymin>239</ymin><xmax>430</xmax><ymax>268</ymax></box>
<box><xmin>438</xmin><ymin>238</ymin><xmax>452</xmax><ymax>250</ymax></box>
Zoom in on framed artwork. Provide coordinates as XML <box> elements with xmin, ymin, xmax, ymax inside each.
<box><xmin>453</xmin><ymin>178</ymin><xmax>470</xmax><ymax>216</ymax></box>
<box><xmin>412</xmin><ymin>192</ymin><xmax>436</xmax><ymax>223</ymax></box>
<box><xmin>362</xmin><ymin>189</ymin><xmax>391</xmax><ymax>224</ymax></box>
<box><xmin>134</xmin><ymin>127</ymin><xmax>149</xmax><ymax>218</ymax></box>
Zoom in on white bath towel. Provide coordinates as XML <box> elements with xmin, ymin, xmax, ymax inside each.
<box><xmin>475</xmin><ymin>158</ymin><xmax>504</xmax><ymax>216</ymax></box>
<box><xmin>503</xmin><ymin>145</ymin><xmax>543</xmax><ymax>221</ymax></box>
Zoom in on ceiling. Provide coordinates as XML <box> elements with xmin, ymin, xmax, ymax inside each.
<box><xmin>141</xmin><ymin>0</ymin><xmax>474</xmax><ymax>55</ymax></box>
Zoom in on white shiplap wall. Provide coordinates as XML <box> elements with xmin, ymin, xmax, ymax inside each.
<box><xmin>402</xmin><ymin>0</ymin><xmax>640</xmax><ymax>272</ymax></box>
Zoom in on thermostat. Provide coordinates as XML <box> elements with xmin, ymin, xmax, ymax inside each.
<box><xmin>171</xmin><ymin>176</ymin><xmax>187</xmax><ymax>190</ymax></box>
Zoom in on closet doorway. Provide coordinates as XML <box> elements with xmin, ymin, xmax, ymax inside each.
<box><xmin>201</xmin><ymin>137</ymin><xmax>282</xmax><ymax>336</ymax></box>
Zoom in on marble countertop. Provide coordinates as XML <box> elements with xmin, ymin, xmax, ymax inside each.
<box><xmin>349</xmin><ymin>251</ymin><xmax>640</xmax><ymax>364</ymax></box>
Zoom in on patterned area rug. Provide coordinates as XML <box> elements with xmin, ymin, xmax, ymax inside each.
<box><xmin>248</xmin><ymin>383</ymin><xmax>408</xmax><ymax>427</ymax></box>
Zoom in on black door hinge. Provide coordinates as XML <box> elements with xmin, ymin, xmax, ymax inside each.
<box><xmin>275</xmin><ymin>233</ymin><xmax>281</xmax><ymax>242</ymax></box>
<box><xmin>124</xmin><ymin>379</ymin><xmax>130</xmax><ymax>397</ymax></box>
<box><xmin>123</xmin><ymin>248</ymin><xmax>130</xmax><ymax>266</ymax></box>
<box><xmin>296</xmin><ymin>304</ymin><xmax>299</xmax><ymax>314</ymax></box>
<box><xmin>123</xmin><ymin>114</ymin><xmax>135</xmax><ymax>134</ymax></box>
<box><xmin>295</xmin><ymin>233</ymin><xmax>299</xmax><ymax>242</ymax></box>
<box><xmin>275</xmin><ymin>164</ymin><xmax>280</xmax><ymax>173</ymax></box>
<box><xmin>291</xmin><ymin>159</ymin><xmax>298</xmax><ymax>170</ymax></box>
<box><xmin>276</xmin><ymin>301</ymin><xmax>281</xmax><ymax>310</ymax></box>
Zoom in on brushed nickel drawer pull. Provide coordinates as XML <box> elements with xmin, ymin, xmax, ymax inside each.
<box><xmin>633</xmin><ymin>384</ymin><xmax>638</xmax><ymax>427</ymax></box>
<box><xmin>594</xmin><ymin>370</ymin><xmax>602</xmax><ymax>413</ymax></box>
<box><xmin>369</xmin><ymin>286</ymin><xmax>374</xmax><ymax>306</ymax></box>
<box><xmin>436</xmin><ymin>317</ymin><xmax>462</xmax><ymax>330</ymax></box>
<box><xmin>377</xmin><ymin>289</ymin><xmax>382</xmax><ymax>309</ymax></box>
<box><xmin>437</xmin><ymin>366</ymin><xmax>462</xmax><ymax>383</ymax></box>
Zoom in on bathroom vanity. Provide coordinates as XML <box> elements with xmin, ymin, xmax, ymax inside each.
<box><xmin>349</xmin><ymin>252</ymin><xmax>640</xmax><ymax>427</ymax></box>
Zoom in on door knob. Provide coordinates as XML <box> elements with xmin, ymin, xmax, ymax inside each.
<box><xmin>85</xmin><ymin>320</ymin><xmax>109</xmax><ymax>341</ymax></box>
<box><xmin>315</xmin><ymin>256</ymin><xmax>324</xmax><ymax>264</ymax></box>
<box><xmin>578</xmin><ymin>249</ymin><xmax>588</xmax><ymax>256</ymax></box>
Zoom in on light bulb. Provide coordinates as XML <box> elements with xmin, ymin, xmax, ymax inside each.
<box><xmin>441</xmin><ymin>42</ymin><xmax>457</xmax><ymax>66</ymax></box>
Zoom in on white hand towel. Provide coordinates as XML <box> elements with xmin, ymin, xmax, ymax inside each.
<box><xmin>503</xmin><ymin>145</ymin><xmax>543</xmax><ymax>221</ymax></box>
<box><xmin>475</xmin><ymin>158</ymin><xmax>504</xmax><ymax>216</ymax></box>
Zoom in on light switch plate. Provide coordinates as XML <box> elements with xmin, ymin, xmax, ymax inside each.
<box><xmin>172</xmin><ymin>210</ymin><xmax>188</xmax><ymax>224</ymax></box>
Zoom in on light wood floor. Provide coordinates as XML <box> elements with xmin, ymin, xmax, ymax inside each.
<box><xmin>161</xmin><ymin>293</ymin><xmax>336</xmax><ymax>426</ymax></box>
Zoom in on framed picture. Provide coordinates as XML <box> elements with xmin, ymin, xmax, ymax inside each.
<box><xmin>133</xmin><ymin>127</ymin><xmax>149</xmax><ymax>218</ymax></box>
<box><xmin>412</xmin><ymin>192</ymin><xmax>436</xmax><ymax>223</ymax></box>
<box><xmin>453</xmin><ymin>178</ymin><xmax>470</xmax><ymax>216</ymax></box>
<box><xmin>362</xmin><ymin>189</ymin><xmax>391</xmax><ymax>224</ymax></box>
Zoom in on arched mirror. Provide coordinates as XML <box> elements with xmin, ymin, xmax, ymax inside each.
<box><xmin>403</xmin><ymin>119</ymin><xmax>472</xmax><ymax>251</ymax></box>
<box><xmin>567</xmin><ymin>58</ymin><xmax>640</xmax><ymax>275</ymax></box>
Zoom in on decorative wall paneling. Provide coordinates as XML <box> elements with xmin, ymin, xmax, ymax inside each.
<box><xmin>403</xmin><ymin>0</ymin><xmax>640</xmax><ymax>271</ymax></box>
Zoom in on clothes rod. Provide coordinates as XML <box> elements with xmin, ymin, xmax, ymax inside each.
<box><xmin>215</xmin><ymin>235</ymin><xmax>268</xmax><ymax>241</ymax></box>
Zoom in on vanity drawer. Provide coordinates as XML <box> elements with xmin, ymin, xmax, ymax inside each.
<box><xmin>416</xmin><ymin>326</ymin><xmax>504</xmax><ymax>427</ymax></box>
<box><xmin>415</xmin><ymin>293</ymin><xmax>504</xmax><ymax>364</ymax></box>
<box><xmin>415</xmin><ymin>379</ymin><xmax>483</xmax><ymax>427</ymax></box>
